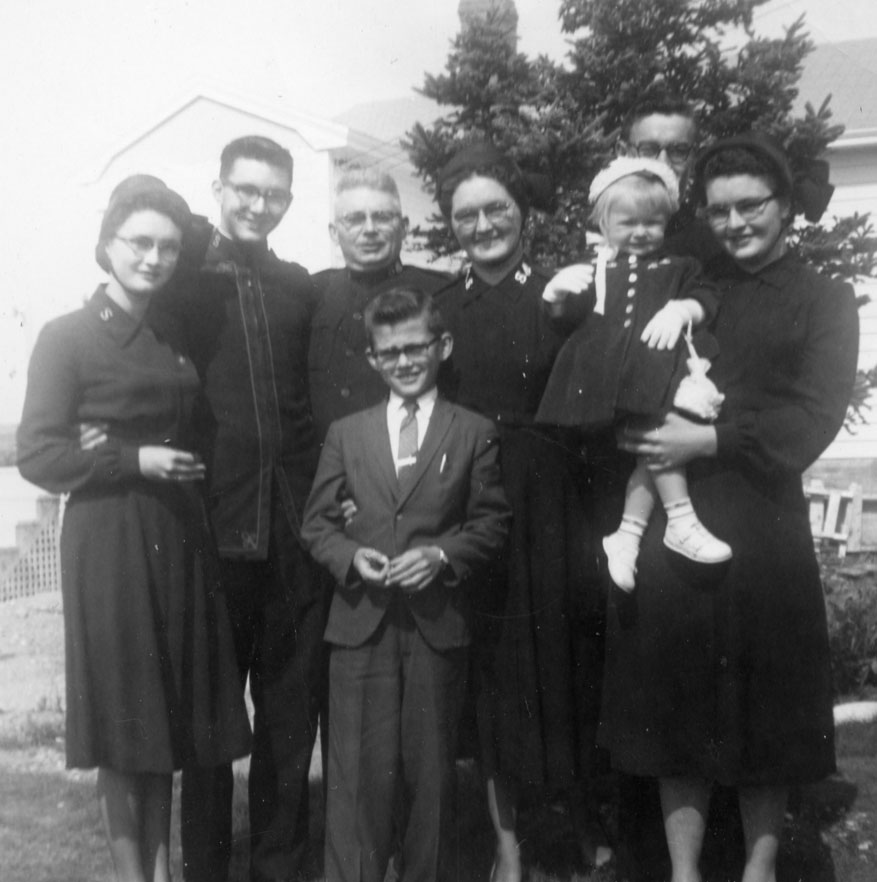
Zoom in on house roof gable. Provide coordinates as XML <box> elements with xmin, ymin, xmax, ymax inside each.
<box><xmin>86</xmin><ymin>83</ymin><xmax>350</xmax><ymax>183</ymax></box>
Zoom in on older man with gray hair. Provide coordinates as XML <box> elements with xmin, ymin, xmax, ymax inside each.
<box><xmin>309</xmin><ymin>167</ymin><xmax>448</xmax><ymax>442</ymax></box>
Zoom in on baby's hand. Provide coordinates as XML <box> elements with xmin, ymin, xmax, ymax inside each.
<box><xmin>641</xmin><ymin>303</ymin><xmax>686</xmax><ymax>350</ymax></box>
<box><xmin>542</xmin><ymin>264</ymin><xmax>595</xmax><ymax>304</ymax></box>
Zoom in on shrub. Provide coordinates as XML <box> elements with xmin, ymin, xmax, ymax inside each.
<box><xmin>821</xmin><ymin>553</ymin><xmax>877</xmax><ymax>698</ymax></box>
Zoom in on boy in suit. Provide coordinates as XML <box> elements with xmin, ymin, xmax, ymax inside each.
<box><xmin>302</xmin><ymin>287</ymin><xmax>510</xmax><ymax>882</ymax></box>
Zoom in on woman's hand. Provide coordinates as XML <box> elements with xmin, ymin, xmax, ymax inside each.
<box><xmin>617</xmin><ymin>412</ymin><xmax>718</xmax><ymax>471</ymax></box>
<box><xmin>138</xmin><ymin>446</ymin><xmax>206</xmax><ymax>482</ymax></box>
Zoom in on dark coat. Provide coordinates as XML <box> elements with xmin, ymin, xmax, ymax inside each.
<box><xmin>600</xmin><ymin>252</ymin><xmax>860</xmax><ymax>785</ymax></box>
<box><xmin>155</xmin><ymin>221</ymin><xmax>319</xmax><ymax>558</ymax></box>
<box><xmin>17</xmin><ymin>288</ymin><xmax>251</xmax><ymax>772</ymax></box>
<box><xmin>301</xmin><ymin>397</ymin><xmax>510</xmax><ymax>651</ymax></box>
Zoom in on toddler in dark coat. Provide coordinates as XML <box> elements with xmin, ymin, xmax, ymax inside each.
<box><xmin>537</xmin><ymin>157</ymin><xmax>731</xmax><ymax>590</ymax></box>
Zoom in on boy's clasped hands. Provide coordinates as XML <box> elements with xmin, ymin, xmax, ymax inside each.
<box><xmin>353</xmin><ymin>545</ymin><xmax>445</xmax><ymax>593</ymax></box>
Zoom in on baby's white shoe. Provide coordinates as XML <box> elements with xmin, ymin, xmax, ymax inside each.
<box><xmin>663</xmin><ymin>519</ymin><xmax>732</xmax><ymax>563</ymax></box>
<box><xmin>602</xmin><ymin>531</ymin><xmax>639</xmax><ymax>592</ymax></box>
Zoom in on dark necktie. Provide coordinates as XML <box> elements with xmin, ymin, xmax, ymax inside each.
<box><xmin>397</xmin><ymin>401</ymin><xmax>419</xmax><ymax>482</ymax></box>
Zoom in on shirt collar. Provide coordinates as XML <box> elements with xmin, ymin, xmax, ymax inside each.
<box><xmin>709</xmin><ymin>249</ymin><xmax>798</xmax><ymax>291</ymax></box>
<box><xmin>388</xmin><ymin>386</ymin><xmax>438</xmax><ymax>418</ymax></box>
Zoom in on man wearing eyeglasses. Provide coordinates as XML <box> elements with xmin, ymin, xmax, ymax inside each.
<box><xmin>615</xmin><ymin>97</ymin><xmax>738</xmax><ymax>882</ymax></box>
<box><xmin>167</xmin><ymin>135</ymin><xmax>327</xmax><ymax>882</ymax></box>
<box><xmin>617</xmin><ymin>94</ymin><xmax>722</xmax><ymax>265</ymax></box>
<box><xmin>309</xmin><ymin>167</ymin><xmax>448</xmax><ymax>443</ymax></box>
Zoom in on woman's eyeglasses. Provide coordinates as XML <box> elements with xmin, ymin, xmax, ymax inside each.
<box><xmin>115</xmin><ymin>236</ymin><xmax>182</xmax><ymax>263</ymax></box>
<box><xmin>452</xmin><ymin>201</ymin><xmax>514</xmax><ymax>230</ymax></box>
<box><xmin>701</xmin><ymin>194</ymin><xmax>777</xmax><ymax>227</ymax></box>
<box><xmin>370</xmin><ymin>337</ymin><xmax>440</xmax><ymax>367</ymax></box>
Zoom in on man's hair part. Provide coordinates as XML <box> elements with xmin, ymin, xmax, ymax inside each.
<box><xmin>220</xmin><ymin>135</ymin><xmax>293</xmax><ymax>181</ymax></box>
<box><xmin>621</xmin><ymin>94</ymin><xmax>697</xmax><ymax>142</ymax></box>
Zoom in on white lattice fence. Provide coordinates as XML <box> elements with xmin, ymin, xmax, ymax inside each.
<box><xmin>0</xmin><ymin>496</ymin><xmax>61</xmax><ymax>602</ymax></box>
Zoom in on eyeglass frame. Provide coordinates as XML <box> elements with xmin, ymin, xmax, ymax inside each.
<box><xmin>700</xmin><ymin>193</ymin><xmax>778</xmax><ymax>228</ymax></box>
<box><xmin>336</xmin><ymin>210</ymin><xmax>404</xmax><ymax>234</ymax></box>
<box><xmin>451</xmin><ymin>200</ymin><xmax>516</xmax><ymax>231</ymax></box>
<box><xmin>369</xmin><ymin>336</ymin><xmax>442</xmax><ymax>367</ymax></box>
<box><xmin>223</xmin><ymin>180</ymin><xmax>292</xmax><ymax>213</ymax></box>
<box><xmin>627</xmin><ymin>140</ymin><xmax>696</xmax><ymax>164</ymax></box>
<box><xmin>114</xmin><ymin>235</ymin><xmax>182</xmax><ymax>263</ymax></box>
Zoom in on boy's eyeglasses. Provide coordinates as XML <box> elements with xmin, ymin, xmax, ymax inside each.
<box><xmin>701</xmin><ymin>194</ymin><xmax>777</xmax><ymax>227</ymax></box>
<box><xmin>370</xmin><ymin>337</ymin><xmax>440</xmax><ymax>366</ymax></box>
<box><xmin>452</xmin><ymin>201</ymin><xmax>514</xmax><ymax>230</ymax></box>
<box><xmin>630</xmin><ymin>141</ymin><xmax>695</xmax><ymax>163</ymax></box>
<box><xmin>115</xmin><ymin>236</ymin><xmax>181</xmax><ymax>263</ymax></box>
<box><xmin>224</xmin><ymin>181</ymin><xmax>291</xmax><ymax>212</ymax></box>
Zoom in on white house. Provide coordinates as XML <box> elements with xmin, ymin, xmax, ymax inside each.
<box><xmin>86</xmin><ymin>84</ymin><xmax>446</xmax><ymax>275</ymax></box>
<box><xmin>795</xmin><ymin>39</ymin><xmax>877</xmax><ymax>483</ymax></box>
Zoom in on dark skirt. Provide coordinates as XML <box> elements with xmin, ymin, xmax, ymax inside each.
<box><xmin>473</xmin><ymin>425</ymin><xmax>607</xmax><ymax>791</ymax></box>
<box><xmin>599</xmin><ymin>457</ymin><xmax>836</xmax><ymax>786</ymax></box>
<box><xmin>61</xmin><ymin>481</ymin><xmax>252</xmax><ymax>773</ymax></box>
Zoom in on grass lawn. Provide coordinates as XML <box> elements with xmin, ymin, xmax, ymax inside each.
<box><xmin>0</xmin><ymin>716</ymin><xmax>874</xmax><ymax>882</ymax></box>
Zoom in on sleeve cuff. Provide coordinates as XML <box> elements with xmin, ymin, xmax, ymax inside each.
<box><xmin>117</xmin><ymin>444</ymin><xmax>141</xmax><ymax>477</ymax></box>
<box><xmin>714</xmin><ymin>421</ymin><xmax>740</xmax><ymax>460</ymax></box>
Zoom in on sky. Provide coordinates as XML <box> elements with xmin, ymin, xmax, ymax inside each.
<box><xmin>0</xmin><ymin>0</ymin><xmax>874</xmax><ymax>414</ymax></box>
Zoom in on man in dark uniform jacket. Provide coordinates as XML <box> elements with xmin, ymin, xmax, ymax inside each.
<box><xmin>617</xmin><ymin>93</ymin><xmax>723</xmax><ymax>266</ymax></box>
<box><xmin>169</xmin><ymin>135</ymin><xmax>327</xmax><ymax>882</ymax></box>
<box><xmin>309</xmin><ymin>167</ymin><xmax>448</xmax><ymax>442</ymax></box>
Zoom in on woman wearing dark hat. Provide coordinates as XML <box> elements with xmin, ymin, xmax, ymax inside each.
<box><xmin>603</xmin><ymin>134</ymin><xmax>859</xmax><ymax>882</ymax></box>
<box><xmin>435</xmin><ymin>143</ymin><xmax>612</xmax><ymax>879</ymax></box>
<box><xmin>18</xmin><ymin>176</ymin><xmax>251</xmax><ymax>882</ymax></box>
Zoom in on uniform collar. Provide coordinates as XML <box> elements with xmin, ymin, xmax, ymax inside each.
<box><xmin>87</xmin><ymin>286</ymin><xmax>146</xmax><ymax>347</ymax></box>
<box><xmin>461</xmin><ymin>257</ymin><xmax>533</xmax><ymax>305</ymax></box>
<box><xmin>348</xmin><ymin>259</ymin><xmax>403</xmax><ymax>285</ymax></box>
<box><xmin>207</xmin><ymin>227</ymin><xmax>272</xmax><ymax>268</ymax></box>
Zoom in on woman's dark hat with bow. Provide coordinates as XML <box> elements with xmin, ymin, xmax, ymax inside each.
<box><xmin>436</xmin><ymin>141</ymin><xmax>556</xmax><ymax>220</ymax></box>
<box><xmin>691</xmin><ymin>132</ymin><xmax>834</xmax><ymax>223</ymax></box>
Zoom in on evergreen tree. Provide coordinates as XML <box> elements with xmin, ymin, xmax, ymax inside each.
<box><xmin>404</xmin><ymin>0</ymin><xmax>876</xmax><ymax>419</ymax></box>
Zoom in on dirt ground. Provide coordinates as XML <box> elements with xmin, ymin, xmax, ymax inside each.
<box><xmin>0</xmin><ymin>592</ymin><xmax>65</xmax><ymax>730</ymax></box>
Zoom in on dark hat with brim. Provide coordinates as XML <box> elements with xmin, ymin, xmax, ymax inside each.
<box><xmin>692</xmin><ymin>132</ymin><xmax>833</xmax><ymax>223</ymax></box>
<box><xmin>436</xmin><ymin>141</ymin><xmax>555</xmax><ymax>219</ymax></box>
